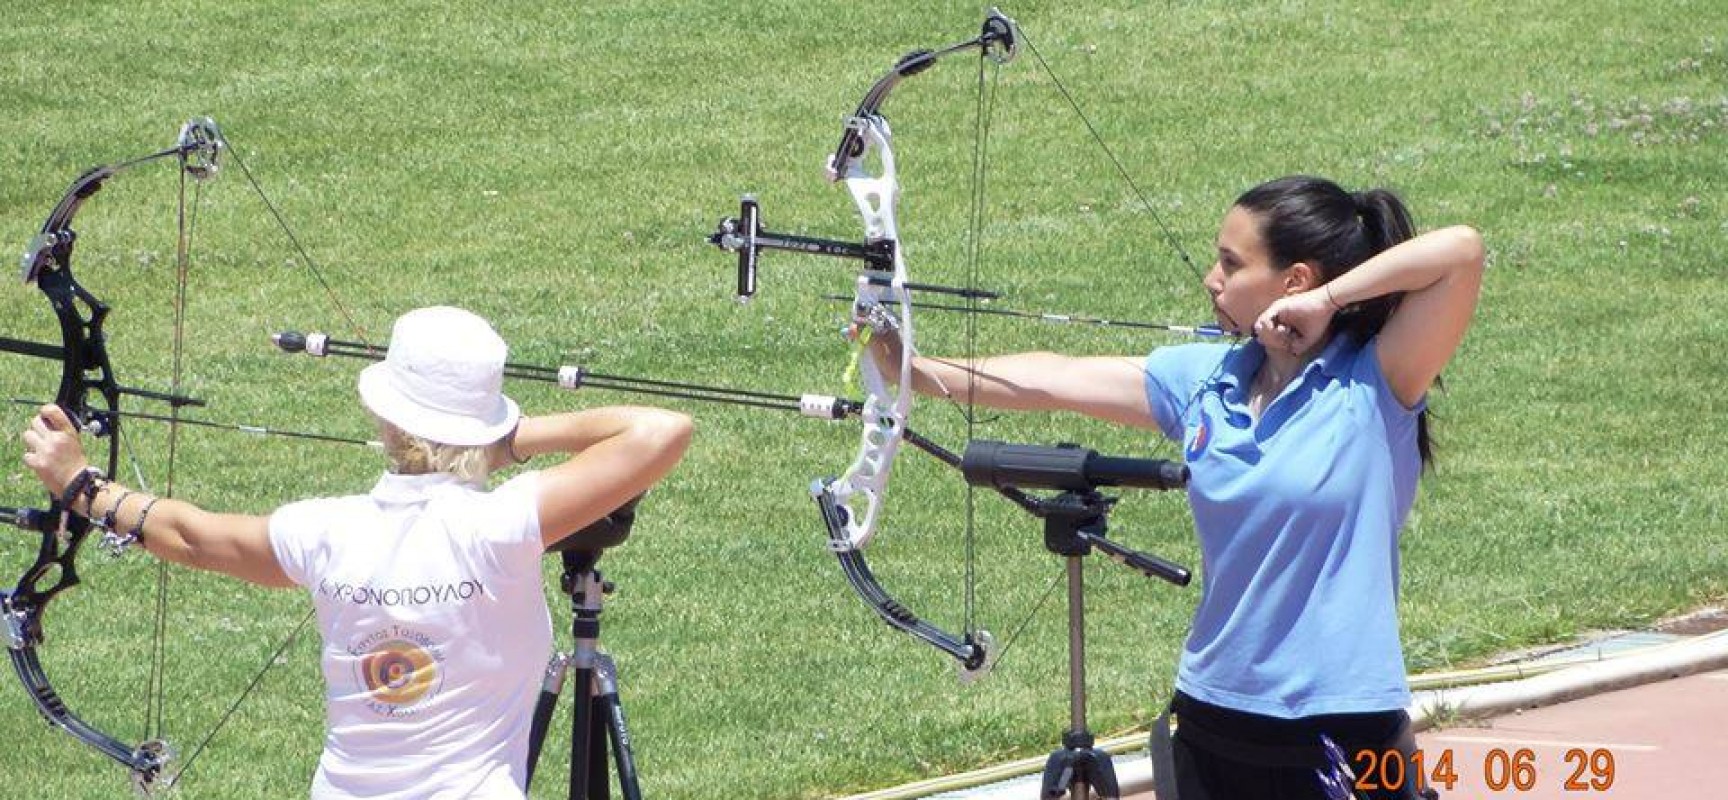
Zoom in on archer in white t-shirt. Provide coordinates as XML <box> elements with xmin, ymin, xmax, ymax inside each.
<box><xmin>23</xmin><ymin>307</ymin><xmax>692</xmax><ymax>798</ymax></box>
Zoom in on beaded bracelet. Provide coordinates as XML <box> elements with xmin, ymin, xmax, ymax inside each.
<box><xmin>130</xmin><ymin>497</ymin><xmax>161</xmax><ymax>546</ymax></box>
<box><xmin>101</xmin><ymin>490</ymin><xmax>134</xmax><ymax>532</ymax></box>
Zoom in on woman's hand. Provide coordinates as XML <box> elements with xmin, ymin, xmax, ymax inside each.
<box><xmin>851</xmin><ymin>300</ymin><xmax>906</xmax><ymax>377</ymax></box>
<box><xmin>1253</xmin><ymin>288</ymin><xmax>1336</xmax><ymax>357</ymax></box>
<box><xmin>21</xmin><ymin>404</ymin><xmax>92</xmax><ymax>497</ymax></box>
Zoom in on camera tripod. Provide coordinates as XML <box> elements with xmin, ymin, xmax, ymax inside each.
<box><xmin>1033</xmin><ymin>489</ymin><xmax>1191</xmax><ymax>800</ymax></box>
<box><xmin>959</xmin><ymin>441</ymin><xmax>1191</xmax><ymax>800</ymax></box>
<box><xmin>527</xmin><ymin>505</ymin><xmax>642</xmax><ymax>800</ymax></box>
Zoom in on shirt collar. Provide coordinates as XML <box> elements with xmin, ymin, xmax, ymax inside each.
<box><xmin>369</xmin><ymin>471</ymin><xmax>471</xmax><ymax>504</ymax></box>
<box><xmin>1212</xmin><ymin>334</ymin><xmax>1355</xmax><ymax>400</ymax></box>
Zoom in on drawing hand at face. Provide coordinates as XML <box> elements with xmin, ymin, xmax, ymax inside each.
<box><xmin>1253</xmin><ymin>288</ymin><xmax>1336</xmax><ymax>357</ymax></box>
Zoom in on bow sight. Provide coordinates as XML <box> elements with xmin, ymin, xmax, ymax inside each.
<box><xmin>709</xmin><ymin>196</ymin><xmax>1000</xmax><ymax>303</ymax></box>
<box><xmin>708</xmin><ymin>7</ymin><xmax>1019</xmax><ymax>305</ymax></box>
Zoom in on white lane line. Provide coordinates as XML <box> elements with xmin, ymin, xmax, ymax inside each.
<box><xmin>1425</xmin><ymin>734</ymin><xmax>1658</xmax><ymax>752</ymax></box>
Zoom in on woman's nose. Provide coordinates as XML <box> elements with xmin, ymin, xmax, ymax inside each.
<box><xmin>1203</xmin><ymin>262</ymin><xmax>1224</xmax><ymax>294</ymax></box>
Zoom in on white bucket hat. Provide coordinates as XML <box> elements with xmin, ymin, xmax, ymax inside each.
<box><xmin>357</xmin><ymin>306</ymin><xmax>521</xmax><ymax>446</ymax></box>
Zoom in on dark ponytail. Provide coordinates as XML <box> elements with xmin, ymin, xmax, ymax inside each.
<box><xmin>1233</xmin><ymin>176</ymin><xmax>1436</xmax><ymax>466</ymax></box>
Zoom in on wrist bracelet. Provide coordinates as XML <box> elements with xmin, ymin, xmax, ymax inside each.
<box><xmin>131</xmin><ymin>497</ymin><xmax>160</xmax><ymax>546</ymax></box>
<box><xmin>101</xmin><ymin>490</ymin><xmax>134</xmax><ymax>532</ymax></box>
<box><xmin>59</xmin><ymin>467</ymin><xmax>104</xmax><ymax>513</ymax></box>
<box><xmin>506</xmin><ymin>423</ymin><xmax>529</xmax><ymax>465</ymax></box>
<box><xmin>1324</xmin><ymin>283</ymin><xmax>1347</xmax><ymax>311</ymax></box>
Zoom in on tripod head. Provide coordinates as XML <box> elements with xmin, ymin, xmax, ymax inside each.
<box><xmin>961</xmin><ymin>440</ymin><xmax>1192</xmax><ymax>587</ymax></box>
<box><xmin>549</xmin><ymin>493</ymin><xmax>645</xmax><ymax>553</ymax></box>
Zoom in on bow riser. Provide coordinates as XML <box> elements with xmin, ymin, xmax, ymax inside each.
<box><xmin>817</xmin><ymin>115</ymin><xmax>917</xmax><ymax>553</ymax></box>
<box><xmin>4</xmin><ymin>511</ymin><xmax>89</xmax><ymax>645</ymax></box>
<box><xmin>40</xmin><ymin>269</ymin><xmax>122</xmax><ymax>438</ymax></box>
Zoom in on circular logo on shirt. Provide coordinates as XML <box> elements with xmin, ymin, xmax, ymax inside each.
<box><xmin>356</xmin><ymin>636</ymin><xmax>443</xmax><ymax>715</ymax></box>
<box><xmin>1185</xmin><ymin>413</ymin><xmax>1211</xmax><ymax>462</ymax></box>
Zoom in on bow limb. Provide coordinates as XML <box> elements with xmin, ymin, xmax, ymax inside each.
<box><xmin>817</xmin><ymin>489</ymin><xmax>995</xmax><ymax>678</ymax></box>
<box><xmin>826</xmin><ymin>9</ymin><xmax>1020</xmax><ymax>182</ymax></box>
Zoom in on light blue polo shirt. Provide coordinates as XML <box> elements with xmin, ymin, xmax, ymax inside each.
<box><xmin>1143</xmin><ymin>334</ymin><xmax>1422</xmax><ymax>718</ymax></box>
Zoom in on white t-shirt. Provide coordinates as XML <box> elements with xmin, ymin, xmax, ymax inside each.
<box><xmin>269</xmin><ymin>471</ymin><xmax>551</xmax><ymax>799</ymax></box>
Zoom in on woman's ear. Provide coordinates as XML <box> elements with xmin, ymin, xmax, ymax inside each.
<box><xmin>1284</xmin><ymin>261</ymin><xmax>1323</xmax><ymax>294</ymax></box>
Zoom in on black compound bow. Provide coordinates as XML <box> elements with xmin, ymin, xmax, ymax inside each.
<box><xmin>0</xmin><ymin>118</ymin><xmax>223</xmax><ymax>793</ymax></box>
<box><xmin>1</xmin><ymin>117</ymin><xmax>380</xmax><ymax>794</ymax></box>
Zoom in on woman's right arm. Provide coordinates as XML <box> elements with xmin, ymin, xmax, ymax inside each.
<box><xmin>868</xmin><ymin>330</ymin><xmax>1157</xmax><ymax>429</ymax></box>
<box><xmin>506</xmin><ymin>407</ymin><xmax>694</xmax><ymax>549</ymax></box>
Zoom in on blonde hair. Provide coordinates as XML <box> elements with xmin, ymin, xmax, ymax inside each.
<box><xmin>372</xmin><ymin>413</ymin><xmax>495</xmax><ymax>485</ymax></box>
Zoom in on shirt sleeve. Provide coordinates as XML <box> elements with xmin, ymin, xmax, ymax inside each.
<box><xmin>267</xmin><ymin>498</ymin><xmax>330</xmax><ymax>588</ymax></box>
<box><xmin>1362</xmin><ymin>336</ymin><xmax>1427</xmax><ymax>419</ymax></box>
<box><xmin>1142</xmin><ymin>346</ymin><xmax>1191</xmax><ymax>444</ymax></box>
<box><xmin>481</xmin><ymin>471</ymin><xmax>544</xmax><ymax>567</ymax></box>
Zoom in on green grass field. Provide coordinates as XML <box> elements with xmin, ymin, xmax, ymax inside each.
<box><xmin>1</xmin><ymin>1</ymin><xmax>1724</xmax><ymax>797</ymax></box>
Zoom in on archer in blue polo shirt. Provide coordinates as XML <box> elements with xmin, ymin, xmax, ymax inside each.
<box><xmin>865</xmin><ymin>174</ymin><xmax>1482</xmax><ymax>799</ymax></box>
<box><xmin>1144</xmin><ymin>333</ymin><xmax>1423</xmax><ymax>718</ymax></box>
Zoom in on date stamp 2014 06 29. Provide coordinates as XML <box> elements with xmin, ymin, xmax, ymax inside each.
<box><xmin>1351</xmin><ymin>747</ymin><xmax>1617</xmax><ymax>794</ymax></box>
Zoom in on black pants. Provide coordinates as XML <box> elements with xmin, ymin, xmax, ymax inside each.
<box><xmin>1168</xmin><ymin>692</ymin><xmax>1433</xmax><ymax>800</ymax></box>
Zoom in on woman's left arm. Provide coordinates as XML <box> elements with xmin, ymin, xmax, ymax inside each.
<box><xmin>1336</xmin><ymin>225</ymin><xmax>1485</xmax><ymax>408</ymax></box>
<box><xmin>22</xmin><ymin>404</ymin><xmax>292</xmax><ymax>588</ymax></box>
<box><xmin>1258</xmin><ymin>226</ymin><xmax>1485</xmax><ymax>408</ymax></box>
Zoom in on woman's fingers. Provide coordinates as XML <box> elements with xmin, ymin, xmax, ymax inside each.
<box><xmin>1253</xmin><ymin>292</ymin><xmax>1336</xmax><ymax>356</ymax></box>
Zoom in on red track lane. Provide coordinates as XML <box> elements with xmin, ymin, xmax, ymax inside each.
<box><xmin>1408</xmin><ymin>669</ymin><xmax>1727</xmax><ymax>799</ymax></box>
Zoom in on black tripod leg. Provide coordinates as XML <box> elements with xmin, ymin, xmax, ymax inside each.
<box><xmin>596</xmin><ymin>655</ymin><xmax>642</xmax><ymax>800</ymax></box>
<box><xmin>1087</xmin><ymin>747</ymin><xmax>1121</xmax><ymax>799</ymax></box>
<box><xmin>526</xmin><ymin>654</ymin><xmax>571</xmax><ymax>788</ymax></box>
<box><xmin>1040</xmin><ymin>746</ymin><xmax>1122</xmax><ymax>799</ymax></box>
<box><xmin>570</xmin><ymin>666</ymin><xmax>598</xmax><ymax>799</ymax></box>
<box><xmin>586</xmin><ymin>681</ymin><xmax>611</xmax><ymax>800</ymax></box>
<box><xmin>1041</xmin><ymin>749</ymin><xmax>1078</xmax><ymax>798</ymax></box>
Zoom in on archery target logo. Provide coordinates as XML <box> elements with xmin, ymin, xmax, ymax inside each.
<box><xmin>1185</xmin><ymin>414</ymin><xmax>1211</xmax><ymax>462</ymax></box>
<box><xmin>353</xmin><ymin>629</ymin><xmax>445</xmax><ymax>716</ymax></box>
